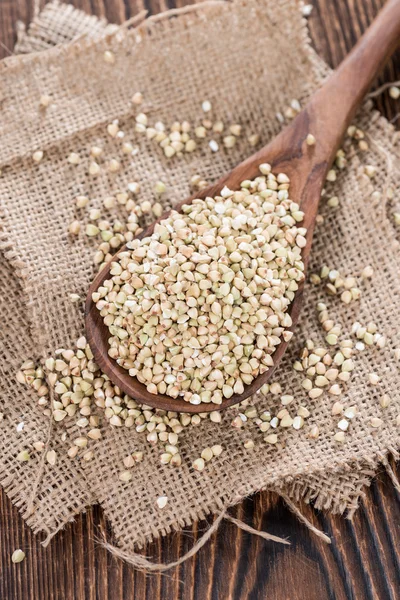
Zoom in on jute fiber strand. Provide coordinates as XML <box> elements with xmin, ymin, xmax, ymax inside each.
<box><xmin>0</xmin><ymin>0</ymin><xmax>399</xmax><ymax>561</ymax></box>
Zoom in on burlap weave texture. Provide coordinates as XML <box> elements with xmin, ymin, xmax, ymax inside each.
<box><xmin>0</xmin><ymin>0</ymin><xmax>399</xmax><ymax>553</ymax></box>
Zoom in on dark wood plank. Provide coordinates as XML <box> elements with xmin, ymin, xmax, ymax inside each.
<box><xmin>308</xmin><ymin>0</ymin><xmax>400</xmax><ymax>123</ymax></box>
<box><xmin>0</xmin><ymin>462</ymin><xmax>398</xmax><ymax>600</ymax></box>
<box><xmin>0</xmin><ymin>1</ymin><xmax>399</xmax><ymax>599</ymax></box>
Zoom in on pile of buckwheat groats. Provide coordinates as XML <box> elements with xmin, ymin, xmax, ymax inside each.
<box><xmin>94</xmin><ymin>164</ymin><xmax>305</xmax><ymax>405</ymax></box>
<box><xmin>15</xmin><ymin>92</ymin><xmax>400</xmax><ymax>488</ymax></box>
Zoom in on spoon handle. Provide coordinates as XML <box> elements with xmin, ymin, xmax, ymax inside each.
<box><xmin>269</xmin><ymin>0</ymin><xmax>400</xmax><ymax>238</ymax></box>
<box><xmin>307</xmin><ymin>0</ymin><xmax>400</xmax><ymax>168</ymax></box>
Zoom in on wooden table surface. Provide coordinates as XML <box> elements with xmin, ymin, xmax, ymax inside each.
<box><xmin>0</xmin><ymin>1</ymin><xmax>399</xmax><ymax>598</ymax></box>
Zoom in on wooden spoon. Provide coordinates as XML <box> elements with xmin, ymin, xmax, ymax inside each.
<box><xmin>86</xmin><ymin>0</ymin><xmax>400</xmax><ymax>413</ymax></box>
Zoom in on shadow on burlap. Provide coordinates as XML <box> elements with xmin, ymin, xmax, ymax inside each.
<box><xmin>0</xmin><ymin>0</ymin><xmax>399</xmax><ymax>560</ymax></box>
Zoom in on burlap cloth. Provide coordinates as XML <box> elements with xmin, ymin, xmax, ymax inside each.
<box><xmin>0</xmin><ymin>0</ymin><xmax>399</xmax><ymax>560</ymax></box>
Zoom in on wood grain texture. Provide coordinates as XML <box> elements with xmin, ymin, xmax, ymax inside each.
<box><xmin>0</xmin><ymin>1</ymin><xmax>399</xmax><ymax>599</ymax></box>
<box><xmin>0</xmin><ymin>463</ymin><xmax>399</xmax><ymax>600</ymax></box>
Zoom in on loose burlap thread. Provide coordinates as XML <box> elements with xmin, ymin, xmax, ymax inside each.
<box><xmin>0</xmin><ymin>0</ymin><xmax>399</xmax><ymax>565</ymax></box>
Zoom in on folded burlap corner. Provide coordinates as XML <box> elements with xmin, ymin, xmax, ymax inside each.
<box><xmin>0</xmin><ymin>0</ymin><xmax>399</xmax><ymax>560</ymax></box>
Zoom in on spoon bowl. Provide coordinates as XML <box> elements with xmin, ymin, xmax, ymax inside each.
<box><xmin>86</xmin><ymin>0</ymin><xmax>400</xmax><ymax>412</ymax></box>
<box><xmin>85</xmin><ymin>160</ymin><xmax>306</xmax><ymax>413</ymax></box>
